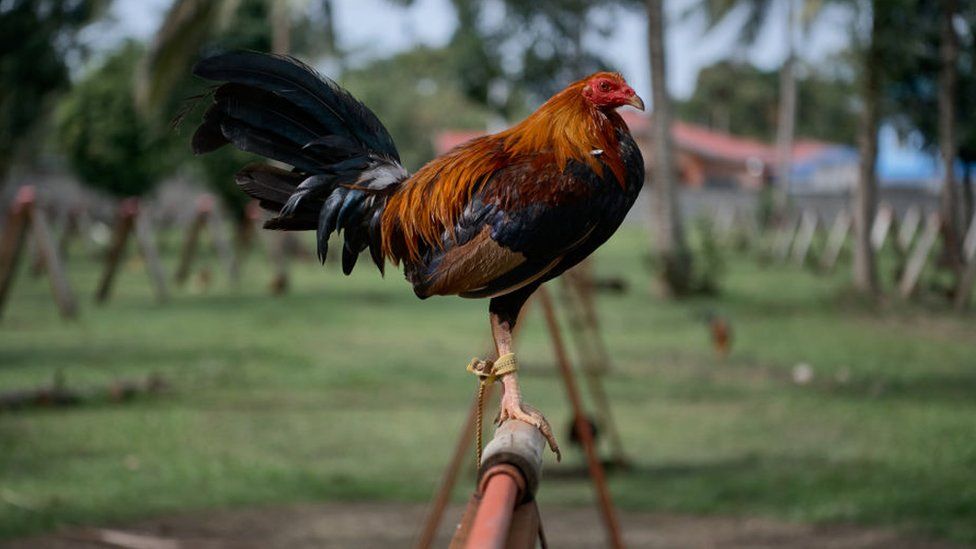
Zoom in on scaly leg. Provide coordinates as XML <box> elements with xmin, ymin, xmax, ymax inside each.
<box><xmin>491</xmin><ymin>310</ymin><xmax>561</xmax><ymax>460</ymax></box>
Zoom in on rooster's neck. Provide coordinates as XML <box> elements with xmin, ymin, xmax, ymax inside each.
<box><xmin>500</xmin><ymin>86</ymin><xmax>627</xmax><ymax>187</ymax></box>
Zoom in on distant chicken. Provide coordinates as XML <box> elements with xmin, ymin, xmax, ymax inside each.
<box><xmin>705</xmin><ymin>312</ymin><xmax>732</xmax><ymax>359</ymax></box>
<box><xmin>191</xmin><ymin>52</ymin><xmax>645</xmax><ymax>457</ymax></box>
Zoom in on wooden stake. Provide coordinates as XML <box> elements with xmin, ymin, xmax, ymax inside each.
<box><xmin>791</xmin><ymin>210</ymin><xmax>818</xmax><ymax>266</ymax></box>
<box><xmin>897</xmin><ymin>206</ymin><xmax>922</xmax><ymax>252</ymax></box>
<box><xmin>0</xmin><ymin>187</ymin><xmax>78</xmax><ymax>319</ymax></box>
<box><xmin>268</xmin><ymin>232</ymin><xmax>290</xmax><ymax>295</ymax></box>
<box><xmin>0</xmin><ymin>188</ymin><xmax>33</xmax><ymax>318</ymax></box>
<box><xmin>174</xmin><ymin>197</ymin><xmax>210</xmax><ymax>287</ymax></box>
<box><xmin>773</xmin><ymin>215</ymin><xmax>800</xmax><ymax>262</ymax></box>
<box><xmin>954</xmin><ymin>212</ymin><xmax>976</xmax><ymax>310</ymax></box>
<box><xmin>899</xmin><ymin>211</ymin><xmax>941</xmax><ymax>298</ymax></box>
<box><xmin>820</xmin><ymin>210</ymin><xmax>851</xmax><ymax>272</ymax></box>
<box><xmin>955</xmin><ymin>262</ymin><xmax>976</xmax><ymax>310</ymax></box>
<box><xmin>538</xmin><ymin>286</ymin><xmax>624</xmax><ymax>549</ymax></box>
<box><xmin>560</xmin><ymin>272</ymin><xmax>628</xmax><ymax>465</ymax></box>
<box><xmin>870</xmin><ymin>203</ymin><xmax>894</xmax><ymax>251</ymax></box>
<box><xmin>208</xmin><ymin>203</ymin><xmax>240</xmax><ymax>286</ymax></box>
<box><xmin>962</xmin><ymin>211</ymin><xmax>976</xmax><ymax>265</ymax></box>
<box><xmin>30</xmin><ymin>204</ymin><xmax>78</xmax><ymax>318</ymax></box>
<box><xmin>95</xmin><ymin>199</ymin><xmax>138</xmax><ymax>304</ymax></box>
<box><xmin>133</xmin><ymin>210</ymin><xmax>169</xmax><ymax>303</ymax></box>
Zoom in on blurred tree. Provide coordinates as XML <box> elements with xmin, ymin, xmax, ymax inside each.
<box><xmin>0</xmin><ymin>0</ymin><xmax>106</xmax><ymax>185</ymax></box>
<box><xmin>852</xmin><ymin>0</ymin><xmax>880</xmax><ymax>294</ymax></box>
<box><xmin>647</xmin><ymin>0</ymin><xmax>692</xmax><ymax>296</ymax></box>
<box><xmin>137</xmin><ymin>0</ymin><xmax>341</xmax><ymax>114</ymax></box>
<box><xmin>150</xmin><ymin>0</ymin><xmax>339</xmax><ymax>220</ymax></box>
<box><xmin>850</xmin><ymin>0</ymin><xmax>916</xmax><ymax>295</ymax></box>
<box><xmin>173</xmin><ymin>0</ymin><xmax>275</xmax><ymax>220</ymax></box>
<box><xmin>696</xmin><ymin>0</ymin><xmax>834</xmax><ymax>218</ymax></box>
<box><xmin>56</xmin><ymin>42</ymin><xmax>177</xmax><ymax>198</ymax></box>
<box><xmin>340</xmin><ymin>47</ymin><xmax>493</xmax><ymax>171</ymax></box>
<box><xmin>444</xmin><ymin>0</ymin><xmax>624</xmax><ymax>118</ymax></box>
<box><xmin>677</xmin><ymin>60</ymin><xmax>858</xmax><ymax>144</ymax></box>
<box><xmin>886</xmin><ymin>0</ymin><xmax>976</xmax><ymax>268</ymax></box>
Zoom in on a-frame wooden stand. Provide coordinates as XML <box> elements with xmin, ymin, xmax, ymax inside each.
<box><xmin>173</xmin><ymin>194</ymin><xmax>240</xmax><ymax>289</ymax></box>
<box><xmin>0</xmin><ymin>186</ymin><xmax>78</xmax><ymax>320</ymax></box>
<box><xmin>559</xmin><ymin>265</ymin><xmax>629</xmax><ymax>466</ymax></box>
<box><xmin>94</xmin><ymin>197</ymin><xmax>168</xmax><ymax>305</ymax></box>
<box><xmin>415</xmin><ymin>285</ymin><xmax>626</xmax><ymax>549</ymax></box>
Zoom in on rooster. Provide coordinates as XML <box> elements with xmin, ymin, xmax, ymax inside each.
<box><xmin>191</xmin><ymin>52</ymin><xmax>645</xmax><ymax>458</ymax></box>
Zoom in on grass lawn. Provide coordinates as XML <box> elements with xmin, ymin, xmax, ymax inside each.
<box><xmin>1</xmin><ymin>226</ymin><xmax>974</xmax><ymax>544</ymax></box>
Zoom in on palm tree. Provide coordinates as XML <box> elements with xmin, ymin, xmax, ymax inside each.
<box><xmin>697</xmin><ymin>0</ymin><xmax>826</xmax><ymax>220</ymax></box>
<box><xmin>853</xmin><ymin>0</ymin><xmax>881</xmax><ymax>294</ymax></box>
<box><xmin>647</xmin><ymin>0</ymin><xmax>692</xmax><ymax>295</ymax></box>
<box><xmin>136</xmin><ymin>0</ymin><xmax>343</xmax><ymax>113</ymax></box>
<box><xmin>773</xmin><ymin>0</ymin><xmax>799</xmax><ymax>218</ymax></box>
<box><xmin>938</xmin><ymin>0</ymin><xmax>962</xmax><ymax>272</ymax></box>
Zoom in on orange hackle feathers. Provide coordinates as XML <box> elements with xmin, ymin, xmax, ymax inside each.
<box><xmin>381</xmin><ymin>72</ymin><xmax>630</xmax><ymax>264</ymax></box>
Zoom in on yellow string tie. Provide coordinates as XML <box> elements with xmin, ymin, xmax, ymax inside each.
<box><xmin>467</xmin><ymin>353</ymin><xmax>518</xmax><ymax>467</ymax></box>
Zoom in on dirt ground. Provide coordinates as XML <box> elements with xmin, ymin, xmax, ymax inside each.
<box><xmin>5</xmin><ymin>502</ymin><xmax>962</xmax><ymax>549</ymax></box>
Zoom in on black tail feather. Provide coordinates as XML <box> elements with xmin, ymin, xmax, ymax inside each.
<box><xmin>191</xmin><ymin>51</ymin><xmax>408</xmax><ymax>271</ymax></box>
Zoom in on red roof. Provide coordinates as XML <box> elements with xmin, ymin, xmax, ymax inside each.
<box><xmin>434</xmin><ymin>112</ymin><xmax>833</xmax><ymax>168</ymax></box>
<box><xmin>620</xmin><ymin>111</ymin><xmax>830</xmax><ymax>167</ymax></box>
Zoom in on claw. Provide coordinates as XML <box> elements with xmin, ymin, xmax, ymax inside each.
<box><xmin>497</xmin><ymin>399</ymin><xmax>562</xmax><ymax>461</ymax></box>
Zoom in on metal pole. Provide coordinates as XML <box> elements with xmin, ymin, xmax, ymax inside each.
<box><xmin>450</xmin><ymin>420</ymin><xmax>545</xmax><ymax>549</ymax></box>
<box><xmin>538</xmin><ymin>286</ymin><xmax>625</xmax><ymax>549</ymax></box>
<box><xmin>465</xmin><ymin>467</ymin><xmax>520</xmax><ymax>549</ymax></box>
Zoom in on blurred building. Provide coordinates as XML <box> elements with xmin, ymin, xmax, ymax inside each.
<box><xmin>430</xmin><ymin>113</ymin><xmax>962</xmax><ymax>222</ymax></box>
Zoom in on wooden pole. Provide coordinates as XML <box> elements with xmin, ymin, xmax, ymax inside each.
<box><xmin>560</xmin><ymin>272</ymin><xmax>628</xmax><ymax>465</ymax></box>
<box><xmin>870</xmin><ymin>203</ymin><xmax>894</xmax><ymax>251</ymax></box>
<box><xmin>95</xmin><ymin>198</ymin><xmax>139</xmax><ymax>304</ymax></box>
<box><xmin>897</xmin><ymin>206</ymin><xmax>922</xmax><ymax>252</ymax></box>
<box><xmin>791</xmin><ymin>210</ymin><xmax>818</xmax><ymax>266</ymax></box>
<box><xmin>29</xmin><ymin>203</ymin><xmax>78</xmax><ymax>318</ymax></box>
<box><xmin>208</xmin><ymin>202</ymin><xmax>240</xmax><ymax>286</ymax></box>
<box><xmin>820</xmin><ymin>210</ymin><xmax>851</xmax><ymax>272</ymax></box>
<box><xmin>0</xmin><ymin>187</ymin><xmax>33</xmax><ymax>318</ymax></box>
<box><xmin>133</xmin><ymin>209</ymin><xmax>169</xmax><ymax>303</ymax></box>
<box><xmin>954</xmin><ymin>212</ymin><xmax>976</xmax><ymax>310</ymax></box>
<box><xmin>538</xmin><ymin>286</ymin><xmax>625</xmax><ymax>549</ymax></box>
<box><xmin>1</xmin><ymin>187</ymin><xmax>79</xmax><ymax>319</ymax></box>
<box><xmin>899</xmin><ymin>211</ymin><xmax>941</xmax><ymax>298</ymax></box>
<box><xmin>773</xmin><ymin>214</ymin><xmax>800</xmax><ymax>262</ymax></box>
<box><xmin>58</xmin><ymin>207</ymin><xmax>80</xmax><ymax>261</ymax></box>
<box><xmin>174</xmin><ymin>197</ymin><xmax>211</xmax><ymax>287</ymax></box>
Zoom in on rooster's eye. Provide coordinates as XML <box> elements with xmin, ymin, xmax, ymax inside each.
<box><xmin>599</xmin><ymin>81</ymin><xmax>611</xmax><ymax>92</ymax></box>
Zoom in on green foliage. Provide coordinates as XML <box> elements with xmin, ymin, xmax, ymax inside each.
<box><xmin>56</xmin><ymin>42</ymin><xmax>177</xmax><ymax>198</ymax></box>
<box><xmin>884</xmin><ymin>0</ymin><xmax>976</xmax><ymax>162</ymax></box>
<box><xmin>652</xmin><ymin>221</ymin><xmax>727</xmax><ymax>296</ymax></box>
<box><xmin>445</xmin><ymin>0</ymin><xmax>626</xmax><ymax>117</ymax></box>
<box><xmin>677</xmin><ymin>61</ymin><xmax>858</xmax><ymax>144</ymax></box>
<box><xmin>340</xmin><ymin>46</ymin><xmax>494</xmax><ymax>171</ymax></box>
<box><xmin>0</xmin><ymin>0</ymin><xmax>105</xmax><ymax>182</ymax></box>
<box><xmin>175</xmin><ymin>0</ymin><xmax>273</xmax><ymax>218</ymax></box>
<box><xmin>159</xmin><ymin>0</ymin><xmax>338</xmax><ymax>218</ymax></box>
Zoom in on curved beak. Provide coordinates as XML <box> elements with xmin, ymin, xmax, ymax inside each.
<box><xmin>626</xmin><ymin>94</ymin><xmax>645</xmax><ymax>111</ymax></box>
